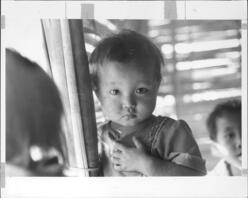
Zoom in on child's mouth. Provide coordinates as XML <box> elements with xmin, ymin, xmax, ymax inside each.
<box><xmin>122</xmin><ymin>114</ymin><xmax>136</xmax><ymax>119</ymax></box>
<box><xmin>236</xmin><ymin>153</ymin><xmax>242</xmax><ymax>160</ymax></box>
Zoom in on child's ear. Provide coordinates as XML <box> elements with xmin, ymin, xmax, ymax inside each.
<box><xmin>91</xmin><ymin>82</ymin><xmax>98</xmax><ymax>95</ymax></box>
<box><xmin>92</xmin><ymin>86</ymin><xmax>101</xmax><ymax>100</ymax></box>
<box><xmin>92</xmin><ymin>84</ymin><xmax>97</xmax><ymax>92</ymax></box>
<box><xmin>155</xmin><ymin>81</ymin><xmax>161</xmax><ymax>91</ymax></box>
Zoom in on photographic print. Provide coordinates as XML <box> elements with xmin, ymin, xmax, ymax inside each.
<box><xmin>1</xmin><ymin>1</ymin><xmax>247</xmax><ymax>198</ymax></box>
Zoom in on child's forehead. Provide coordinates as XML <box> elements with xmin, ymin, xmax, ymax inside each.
<box><xmin>220</xmin><ymin>110</ymin><xmax>241</xmax><ymax>119</ymax></box>
<box><xmin>100</xmin><ymin>60</ymin><xmax>156</xmax><ymax>73</ymax></box>
<box><xmin>217</xmin><ymin>112</ymin><xmax>241</xmax><ymax>127</ymax></box>
<box><xmin>97</xmin><ymin>61</ymin><xmax>157</xmax><ymax>84</ymax></box>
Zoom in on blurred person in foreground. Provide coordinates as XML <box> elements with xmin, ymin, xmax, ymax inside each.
<box><xmin>207</xmin><ymin>100</ymin><xmax>241</xmax><ymax>176</ymax></box>
<box><xmin>6</xmin><ymin>48</ymin><xmax>66</xmax><ymax>176</ymax></box>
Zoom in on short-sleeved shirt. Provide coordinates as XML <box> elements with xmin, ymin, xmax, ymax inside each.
<box><xmin>98</xmin><ymin>115</ymin><xmax>206</xmax><ymax>176</ymax></box>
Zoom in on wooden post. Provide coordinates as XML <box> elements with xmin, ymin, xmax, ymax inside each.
<box><xmin>41</xmin><ymin>19</ymin><xmax>99</xmax><ymax>176</ymax></box>
<box><xmin>68</xmin><ymin>20</ymin><xmax>99</xmax><ymax>176</ymax></box>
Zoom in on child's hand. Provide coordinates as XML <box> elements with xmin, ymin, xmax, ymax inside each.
<box><xmin>110</xmin><ymin>137</ymin><xmax>150</xmax><ymax>173</ymax></box>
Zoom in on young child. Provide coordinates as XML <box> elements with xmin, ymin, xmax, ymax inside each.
<box><xmin>89</xmin><ymin>30</ymin><xmax>206</xmax><ymax>176</ymax></box>
<box><xmin>207</xmin><ymin>100</ymin><xmax>241</xmax><ymax>176</ymax></box>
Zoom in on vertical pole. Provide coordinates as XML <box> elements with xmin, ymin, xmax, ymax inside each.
<box><xmin>68</xmin><ymin>20</ymin><xmax>99</xmax><ymax>176</ymax></box>
<box><xmin>41</xmin><ymin>19</ymin><xmax>99</xmax><ymax>176</ymax></box>
<box><xmin>170</xmin><ymin>21</ymin><xmax>180</xmax><ymax>117</ymax></box>
<box><xmin>164</xmin><ymin>1</ymin><xmax>177</xmax><ymax>19</ymax></box>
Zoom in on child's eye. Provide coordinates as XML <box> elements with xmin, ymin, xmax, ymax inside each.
<box><xmin>136</xmin><ymin>88</ymin><xmax>148</xmax><ymax>94</ymax></box>
<box><xmin>225</xmin><ymin>132</ymin><xmax>235</xmax><ymax>139</ymax></box>
<box><xmin>109</xmin><ymin>89</ymin><xmax>120</xmax><ymax>95</ymax></box>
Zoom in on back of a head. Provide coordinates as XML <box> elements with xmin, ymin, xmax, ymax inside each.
<box><xmin>89</xmin><ymin>30</ymin><xmax>164</xmax><ymax>86</ymax></box>
<box><xmin>206</xmin><ymin>100</ymin><xmax>241</xmax><ymax>141</ymax></box>
<box><xmin>6</xmin><ymin>49</ymin><xmax>64</xmax><ymax>170</ymax></box>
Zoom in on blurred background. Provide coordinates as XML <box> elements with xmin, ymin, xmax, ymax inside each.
<box><xmin>82</xmin><ymin>20</ymin><xmax>242</xmax><ymax>171</ymax></box>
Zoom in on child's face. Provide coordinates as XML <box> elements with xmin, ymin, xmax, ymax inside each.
<box><xmin>215</xmin><ymin>112</ymin><xmax>241</xmax><ymax>167</ymax></box>
<box><xmin>96</xmin><ymin>61</ymin><xmax>159</xmax><ymax>127</ymax></box>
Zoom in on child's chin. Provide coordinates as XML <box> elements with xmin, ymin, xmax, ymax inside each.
<box><xmin>122</xmin><ymin>121</ymin><xmax>138</xmax><ymax>127</ymax></box>
<box><xmin>233</xmin><ymin>157</ymin><xmax>242</xmax><ymax>168</ymax></box>
<box><xmin>237</xmin><ymin>155</ymin><xmax>242</xmax><ymax>161</ymax></box>
<box><xmin>235</xmin><ymin>153</ymin><xmax>242</xmax><ymax>161</ymax></box>
<box><xmin>120</xmin><ymin>119</ymin><xmax>139</xmax><ymax>127</ymax></box>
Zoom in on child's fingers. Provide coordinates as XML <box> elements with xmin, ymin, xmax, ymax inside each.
<box><xmin>113</xmin><ymin>164</ymin><xmax>123</xmax><ymax>171</ymax></box>
<box><xmin>113</xmin><ymin>141</ymin><xmax>126</xmax><ymax>152</ymax></box>
<box><xmin>111</xmin><ymin>149</ymin><xmax>122</xmax><ymax>158</ymax></box>
<box><xmin>111</xmin><ymin>155</ymin><xmax>121</xmax><ymax>164</ymax></box>
<box><xmin>113</xmin><ymin>162</ymin><xmax>126</xmax><ymax>171</ymax></box>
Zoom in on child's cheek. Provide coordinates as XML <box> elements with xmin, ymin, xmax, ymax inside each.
<box><xmin>137</xmin><ymin>98</ymin><xmax>156</xmax><ymax>115</ymax></box>
<box><xmin>216</xmin><ymin>143</ymin><xmax>229</xmax><ymax>156</ymax></box>
<box><xmin>102</xmin><ymin>97</ymin><xmax>122</xmax><ymax>114</ymax></box>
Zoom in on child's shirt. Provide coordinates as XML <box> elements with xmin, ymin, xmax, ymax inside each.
<box><xmin>208</xmin><ymin>159</ymin><xmax>239</xmax><ymax>176</ymax></box>
<box><xmin>98</xmin><ymin>115</ymin><xmax>206</xmax><ymax>176</ymax></box>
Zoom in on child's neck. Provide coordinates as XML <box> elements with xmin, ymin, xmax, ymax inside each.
<box><xmin>229</xmin><ymin>164</ymin><xmax>241</xmax><ymax>176</ymax></box>
<box><xmin>225</xmin><ymin>161</ymin><xmax>241</xmax><ymax>176</ymax></box>
<box><xmin>110</xmin><ymin>115</ymin><xmax>155</xmax><ymax>136</ymax></box>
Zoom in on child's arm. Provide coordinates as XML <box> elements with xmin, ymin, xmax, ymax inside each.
<box><xmin>142</xmin><ymin>154</ymin><xmax>204</xmax><ymax>176</ymax></box>
<box><xmin>111</xmin><ymin>137</ymin><xmax>204</xmax><ymax>176</ymax></box>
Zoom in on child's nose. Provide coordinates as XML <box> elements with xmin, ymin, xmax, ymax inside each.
<box><xmin>122</xmin><ymin>94</ymin><xmax>136</xmax><ymax>109</ymax></box>
<box><xmin>236</xmin><ymin>134</ymin><xmax>242</xmax><ymax>149</ymax></box>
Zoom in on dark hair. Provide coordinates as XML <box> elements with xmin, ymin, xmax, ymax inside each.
<box><xmin>89</xmin><ymin>30</ymin><xmax>164</xmax><ymax>88</ymax></box>
<box><xmin>6</xmin><ymin>48</ymin><xmax>65</xmax><ymax>163</ymax></box>
<box><xmin>206</xmin><ymin>100</ymin><xmax>241</xmax><ymax>141</ymax></box>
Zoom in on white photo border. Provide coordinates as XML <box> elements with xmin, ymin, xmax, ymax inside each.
<box><xmin>1</xmin><ymin>1</ymin><xmax>247</xmax><ymax>198</ymax></box>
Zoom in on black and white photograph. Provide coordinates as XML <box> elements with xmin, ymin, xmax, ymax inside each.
<box><xmin>1</xmin><ymin>1</ymin><xmax>247</xmax><ymax>198</ymax></box>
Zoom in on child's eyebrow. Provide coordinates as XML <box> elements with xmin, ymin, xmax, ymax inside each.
<box><xmin>103</xmin><ymin>81</ymin><xmax>122</xmax><ymax>86</ymax></box>
<box><xmin>138</xmin><ymin>80</ymin><xmax>155</xmax><ymax>85</ymax></box>
<box><xmin>224</xmin><ymin>126</ymin><xmax>235</xmax><ymax>132</ymax></box>
<box><xmin>144</xmin><ymin>80</ymin><xmax>154</xmax><ymax>83</ymax></box>
<box><xmin>108</xmin><ymin>81</ymin><xmax>121</xmax><ymax>85</ymax></box>
<box><xmin>104</xmin><ymin>79</ymin><xmax>155</xmax><ymax>86</ymax></box>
